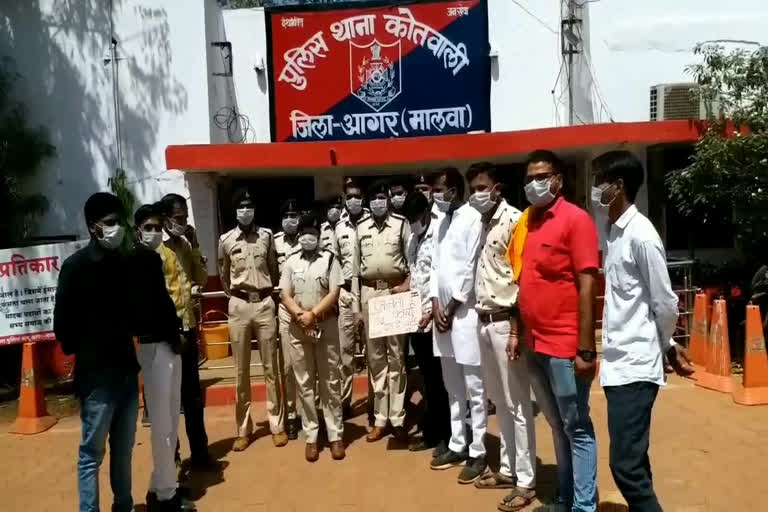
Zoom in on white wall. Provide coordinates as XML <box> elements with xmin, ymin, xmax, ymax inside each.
<box><xmin>1</xmin><ymin>0</ymin><xmax>213</xmax><ymax>239</ymax></box>
<box><xmin>589</xmin><ymin>0</ymin><xmax>768</xmax><ymax>122</ymax></box>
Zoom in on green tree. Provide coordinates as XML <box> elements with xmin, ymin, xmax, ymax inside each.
<box><xmin>666</xmin><ymin>44</ymin><xmax>768</xmax><ymax>257</ymax></box>
<box><xmin>0</xmin><ymin>58</ymin><xmax>55</xmax><ymax>248</ymax></box>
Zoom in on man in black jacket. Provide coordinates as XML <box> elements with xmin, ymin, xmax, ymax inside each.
<box><xmin>54</xmin><ymin>192</ymin><xmax>140</xmax><ymax>512</ymax></box>
<box><xmin>133</xmin><ymin>203</ymin><xmax>190</xmax><ymax>512</ymax></box>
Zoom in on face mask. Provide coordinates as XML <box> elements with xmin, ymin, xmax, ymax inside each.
<box><xmin>97</xmin><ymin>224</ymin><xmax>124</xmax><ymax>250</ymax></box>
<box><xmin>167</xmin><ymin>219</ymin><xmax>186</xmax><ymax>237</ymax></box>
<box><xmin>410</xmin><ymin>220</ymin><xmax>426</xmax><ymax>237</ymax></box>
<box><xmin>524</xmin><ymin>177</ymin><xmax>556</xmax><ymax>207</ymax></box>
<box><xmin>282</xmin><ymin>217</ymin><xmax>299</xmax><ymax>235</ymax></box>
<box><xmin>327</xmin><ymin>207</ymin><xmax>341</xmax><ymax>223</ymax></box>
<box><xmin>370</xmin><ymin>199</ymin><xmax>388</xmax><ymax>218</ymax></box>
<box><xmin>346</xmin><ymin>198</ymin><xmax>362</xmax><ymax>215</ymax></box>
<box><xmin>469</xmin><ymin>188</ymin><xmax>497</xmax><ymax>214</ymax></box>
<box><xmin>298</xmin><ymin>233</ymin><xmax>318</xmax><ymax>252</ymax></box>
<box><xmin>391</xmin><ymin>194</ymin><xmax>406</xmax><ymax>210</ymax></box>
<box><xmin>591</xmin><ymin>183</ymin><xmax>618</xmax><ymax>213</ymax></box>
<box><xmin>140</xmin><ymin>230</ymin><xmax>163</xmax><ymax>250</ymax></box>
<box><xmin>236</xmin><ymin>208</ymin><xmax>254</xmax><ymax>226</ymax></box>
<box><xmin>432</xmin><ymin>192</ymin><xmax>452</xmax><ymax>213</ymax></box>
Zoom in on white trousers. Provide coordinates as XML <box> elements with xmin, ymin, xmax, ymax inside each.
<box><xmin>478</xmin><ymin>320</ymin><xmax>536</xmax><ymax>489</ymax></box>
<box><xmin>138</xmin><ymin>342</ymin><xmax>182</xmax><ymax>501</ymax></box>
<box><xmin>440</xmin><ymin>356</ymin><xmax>487</xmax><ymax>458</ymax></box>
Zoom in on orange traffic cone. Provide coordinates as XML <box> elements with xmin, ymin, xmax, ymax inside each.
<box><xmin>688</xmin><ymin>292</ymin><xmax>709</xmax><ymax>378</ymax></box>
<box><xmin>696</xmin><ymin>299</ymin><xmax>734</xmax><ymax>394</ymax></box>
<box><xmin>9</xmin><ymin>342</ymin><xmax>58</xmax><ymax>434</ymax></box>
<box><xmin>733</xmin><ymin>303</ymin><xmax>768</xmax><ymax>405</ymax></box>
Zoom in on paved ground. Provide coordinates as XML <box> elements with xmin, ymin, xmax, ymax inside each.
<box><xmin>2</xmin><ymin>375</ymin><xmax>767</xmax><ymax>512</ymax></box>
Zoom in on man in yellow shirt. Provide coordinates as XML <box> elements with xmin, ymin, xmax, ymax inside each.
<box><xmin>159</xmin><ymin>193</ymin><xmax>217</xmax><ymax>472</ymax></box>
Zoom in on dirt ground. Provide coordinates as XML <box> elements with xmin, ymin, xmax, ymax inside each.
<box><xmin>1</xmin><ymin>375</ymin><xmax>767</xmax><ymax>512</ymax></box>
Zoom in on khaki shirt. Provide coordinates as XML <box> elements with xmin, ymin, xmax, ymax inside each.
<box><xmin>279</xmin><ymin>250</ymin><xmax>343</xmax><ymax>311</ymax></box>
<box><xmin>475</xmin><ymin>200</ymin><xmax>522</xmax><ymax>312</ymax></box>
<box><xmin>356</xmin><ymin>213</ymin><xmax>410</xmax><ymax>282</ymax></box>
<box><xmin>274</xmin><ymin>232</ymin><xmax>302</xmax><ymax>276</ymax></box>
<box><xmin>218</xmin><ymin>225</ymin><xmax>278</xmax><ymax>293</ymax></box>
<box><xmin>320</xmin><ymin>221</ymin><xmax>338</xmax><ymax>256</ymax></box>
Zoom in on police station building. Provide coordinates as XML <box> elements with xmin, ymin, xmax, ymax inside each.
<box><xmin>7</xmin><ymin>0</ymin><xmax>760</xmax><ymax>281</ymax></box>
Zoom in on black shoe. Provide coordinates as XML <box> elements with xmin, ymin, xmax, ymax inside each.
<box><xmin>286</xmin><ymin>418</ymin><xmax>299</xmax><ymax>440</ymax></box>
<box><xmin>432</xmin><ymin>440</ymin><xmax>449</xmax><ymax>458</ymax></box>
<box><xmin>430</xmin><ymin>449</ymin><xmax>467</xmax><ymax>470</ymax></box>
<box><xmin>457</xmin><ymin>455</ymin><xmax>487</xmax><ymax>484</ymax></box>
<box><xmin>408</xmin><ymin>438</ymin><xmax>437</xmax><ymax>452</ymax></box>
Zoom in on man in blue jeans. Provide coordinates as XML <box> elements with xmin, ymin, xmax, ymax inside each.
<box><xmin>54</xmin><ymin>192</ymin><xmax>140</xmax><ymax>512</ymax></box>
<box><xmin>516</xmin><ymin>151</ymin><xmax>600</xmax><ymax>512</ymax></box>
<box><xmin>591</xmin><ymin>151</ymin><xmax>694</xmax><ymax>511</ymax></box>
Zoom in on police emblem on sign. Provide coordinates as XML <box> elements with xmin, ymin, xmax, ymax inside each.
<box><xmin>350</xmin><ymin>39</ymin><xmax>401</xmax><ymax>112</ymax></box>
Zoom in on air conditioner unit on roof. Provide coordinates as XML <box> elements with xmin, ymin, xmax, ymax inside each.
<box><xmin>649</xmin><ymin>83</ymin><xmax>716</xmax><ymax>121</ymax></box>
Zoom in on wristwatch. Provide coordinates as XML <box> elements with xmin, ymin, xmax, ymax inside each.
<box><xmin>577</xmin><ymin>350</ymin><xmax>597</xmax><ymax>362</ymax></box>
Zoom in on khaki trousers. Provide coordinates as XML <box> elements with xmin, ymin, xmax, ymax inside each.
<box><xmin>288</xmin><ymin>318</ymin><xmax>343</xmax><ymax>443</ymax></box>
<box><xmin>228</xmin><ymin>295</ymin><xmax>283</xmax><ymax>437</ymax></box>
<box><xmin>361</xmin><ymin>285</ymin><xmax>407</xmax><ymax>428</ymax></box>
<box><xmin>338</xmin><ymin>288</ymin><xmax>358</xmax><ymax>407</ymax></box>
<box><xmin>278</xmin><ymin>303</ymin><xmax>298</xmax><ymax>421</ymax></box>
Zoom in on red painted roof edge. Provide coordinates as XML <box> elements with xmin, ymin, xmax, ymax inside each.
<box><xmin>166</xmin><ymin>120</ymin><xmax>707</xmax><ymax>172</ymax></box>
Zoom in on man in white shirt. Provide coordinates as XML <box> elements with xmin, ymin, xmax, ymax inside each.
<box><xmin>467</xmin><ymin>163</ymin><xmax>537</xmax><ymax>509</ymax></box>
<box><xmin>429</xmin><ymin>167</ymin><xmax>488</xmax><ymax>485</ymax></box>
<box><xmin>402</xmin><ymin>190</ymin><xmax>451</xmax><ymax>453</ymax></box>
<box><xmin>591</xmin><ymin>151</ymin><xmax>694</xmax><ymax>512</ymax></box>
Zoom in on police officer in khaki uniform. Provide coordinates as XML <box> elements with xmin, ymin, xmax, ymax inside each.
<box><xmin>357</xmin><ymin>179</ymin><xmax>411</xmax><ymax>443</ymax></box>
<box><xmin>279</xmin><ymin>213</ymin><xmax>345</xmax><ymax>463</ymax></box>
<box><xmin>274</xmin><ymin>199</ymin><xmax>303</xmax><ymax>439</ymax></box>
<box><xmin>218</xmin><ymin>188</ymin><xmax>287</xmax><ymax>451</ymax></box>
<box><xmin>328</xmin><ymin>191</ymin><xmax>362</xmax><ymax>418</ymax></box>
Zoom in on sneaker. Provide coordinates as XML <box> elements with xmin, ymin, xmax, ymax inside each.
<box><xmin>457</xmin><ymin>455</ymin><xmax>487</xmax><ymax>484</ymax></box>
<box><xmin>432</xmin><ymin>440</ymin><xmax>449</xmax><ymax>458</ymax></box>
<box><xmin>430</xmin><ymin>449</ymin><xmax>467</xmax><ymax>470</ymax></box>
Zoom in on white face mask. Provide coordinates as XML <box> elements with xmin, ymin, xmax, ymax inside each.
<box><xmin>167</xmin><ymin>219</ymin><xmax>186</xmax><ymax>237</ymax></box>
<box><xmin>524</xmin><ymin>177</ymin><xmax>556</xmax><ymax>207</ymax></box>
<box><xmin>469</xmin><ymin>188</ymin><xmax>497</xmax><ymax>214</ymax></box>
<box><xmin>298</xmin><ymin>233</ymin><xmax>318</xmax><ymax>252</ymax></box>
<box><xmin>432</xmin><ymin>191</ymin><xmax>452</xmax><ymax>213</ymax></box>
<box><xmin>140</xmin><ymin>230</ymin><xmax>163</xmax><ymax>250</ymax></box>
<box><xmin>236</xmin><ymin>208</ymin><xmax>255</xmax><ymax>226</ymax></box>
<box><xmin>370</xmin><ymin>198</ymin><xmax>388</xmax><ymax>218</ymax></box>
<box><xmin>410</xmin><ymin>220</ymin><xmax>426</xmax><ymax>237</ymax></box>
<box><xmin>327</xmin><ymin>207</ymin><xmax>341</xmax><ymax>224</ymax></box>
<box><xmin>97</xmin><ymin>223</ymin><xmax>124</xmax><ymax>250</ymax></box>
<box><xmin>590</xmin><ymin>183</ymin><xmax>618</xmax><ymax>214</ymax></box>
<box><xmin>391</xmin><ymin>194</ymin><xmax>406</xmax><ymax>210</ymax></box>
<box><xmin>282</xmin><ymin>217</ymin><xmax>299</xmax><ymax>235</ymax></box>
<box><xmin>345</xmin><ymin>198</ymin><xmax>363</xmax><ymax>215</ymax></box>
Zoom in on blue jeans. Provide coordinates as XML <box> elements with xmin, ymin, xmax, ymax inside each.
<box><xmin>78</xmin><ymin>374</ymin><xmax>139</xmax><ymax>512</ymax></box>
<box><xmin>528</xmin><ymin>352</ymin><xmax>597</xmax><ymax>512</ymax></box>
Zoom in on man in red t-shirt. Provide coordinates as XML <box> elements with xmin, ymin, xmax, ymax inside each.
<box><xmin>516</xmin><ymin>150</ymin><xmax>599</xmax><ymax>512</ymax></box>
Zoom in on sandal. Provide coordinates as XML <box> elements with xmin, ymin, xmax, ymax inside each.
<box><xmin>497</xmin><ymin>487</ymin><xmax>537</xmax><ymax>512</ymax></box>
<box><xmin>475</xmin><ymin>471</ymin><xmax>517</xmax><ymax>489</ymax></box>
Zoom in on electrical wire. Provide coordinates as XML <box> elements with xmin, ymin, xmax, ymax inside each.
<box><xmin>214</xmin><ymin>106</ymin><xmax>251</xmax><ymax>144</ymax></box>
<box><xmin>510</xmin><ymin>0</ymin><xmax>558</xmax><ymax>35</ymax></box>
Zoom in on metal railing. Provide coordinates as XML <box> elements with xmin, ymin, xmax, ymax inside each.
<box><xmin>596</xmin><ymin>259</ymin><xmax>695</xmax><ymax>345</ymax></box>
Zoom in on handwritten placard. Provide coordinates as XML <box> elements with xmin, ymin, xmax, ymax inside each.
<box><xmin>0</xmin><ymin>240</ymin><xmax>88</xmax><ymax>345</ymax></box>
<box><xmin>367</xmin><ymin>290</ymin><xmax>421</xmax><ymax>339</ymax></box>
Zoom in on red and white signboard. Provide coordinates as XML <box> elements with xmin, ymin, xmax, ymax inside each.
<box><xmin>0</xmin><ymin>240</ymin><xmax>87</xmax><ymax>346</ymax></box>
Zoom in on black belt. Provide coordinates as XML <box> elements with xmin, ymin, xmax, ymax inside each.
<box><xmin>231</xmin><ymin>288</ymin><xmax>272</xmax><ymax>302</ymax></box>
<box><xmin>361</xmin><ymin>277</ymin><xmax>405</xmax><ymax>290</ymax></box>
<box><xmin>478</xmin><ymin>309</ymin><xmax>514</xmax><ymax>324</ymax></box>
